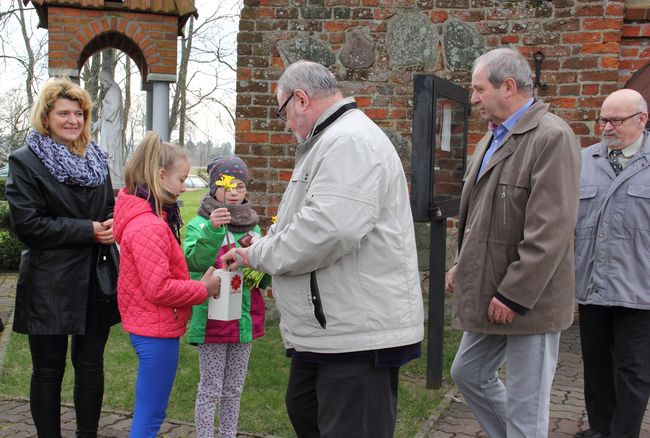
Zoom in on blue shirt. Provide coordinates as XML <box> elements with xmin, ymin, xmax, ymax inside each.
<box><xmin>477</xmin><ymin>98</ymin><xmax>535</xmax><ymax>179</ymax></box>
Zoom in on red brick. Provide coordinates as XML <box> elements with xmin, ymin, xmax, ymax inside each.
<box><xmin>546</xmin><ymin>97</ymin><xmax>576</xmax><ymax>109</ymax></box>
<box><xmin>323</xmin><ymin>21</ymin><xmax>348</xmax><ymax>32</ymax></box>
<box><xmin>623</xmin><ymin>25</ymin><xmax>640</xmax><ymax>37</ymax></box>
<box><xmin>579</xmin><ymin>70</ymin><xmax>619</xmax><ymax>81</ymax></box>
<box><xmin>238</xmin><ymin>132</ymin><xmax>269</xmax><ymax>144</ymax></box>
<box><xmin>278</xmin><ymin>170</ymin><xmax>292</xmax><ymax>181</ymax></box>
<box><xmin>582</xmin><ymin>18</ymin><xmax>621</xmax><ymax>31</ymax></box>
<box><xmin>236</xmin><ymin>119</ymin><xmax>251</xmax><ymax>132</ymax></box>
<box><xmin>605</xmin><ymin>3</ymin><xmax>625</xmax><ymax>16</ymax></box>
<box><xmin>580</xmin><ymin>42</ymin><xmax>620</xmax><ymax>54</ymax></box>
<box><xmin>501</xmin><ymin>35</ymin><xmax>519</xmax><ymax>44</ymax></box>
<box><xmin>600</xmin><ymin>57</ymin><xmax>619</xmax><ymax>69</ymax></box>
<box><xmin>575</xmin><ymin>5</ymin><xmax>604</xmax><ymax>16</ymax></box>
<box><xmin>364</xmin><ymin>108</ymin><xmax>388</xmax><ymax>119</ymax></box>
<box><xmin>430</xmin><ymin>11</ymin><xmax>448</xmax><ymax>23</ymax></box>
<box><xmin>562</xmin><ymin>32</ymin><xmax>601</xmax><ymax>44</ymax></box>
<box><xmin>270</xmin><ymin>134</ymin><xmax>295</xmax><ymax>144</ymax></box>
<box><xmin>582</xmin><ymin>84</ymin><xmax>599</xmax><ymax>95</ymax></box>
<box><xmin>355</xmin><ymin>96</ymin><xmax>372</xmax><ymax>107</ymax></box>
<box><xmin>577</xmin><ymin>97</ymin><xmax>606</xmax><ymax>108</ymax></box>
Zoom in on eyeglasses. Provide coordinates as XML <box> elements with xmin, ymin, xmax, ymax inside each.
<box><xmin>276</xmin><ymin>93</ymin><xmax>294</xmax><ymax>122</ymax></box>
<box><xmin>219</xmin><ymin>183</ymin><xmax>247</xmax><ymax>193</ymax></box>
<box><xmin>595</xmin><ymin>112</ymin><xmax>642</xmax><ymax>127</ymax></box>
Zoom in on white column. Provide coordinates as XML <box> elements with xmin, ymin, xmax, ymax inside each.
<box><xmin>145</xmin><ymin>87</ymin><xmax>153</xmax><ymax>131</ymax></box>
<box><xmin>152</xmin><ymin>81</ymin><xmax>169</xmax><ymax>141</ymax></box>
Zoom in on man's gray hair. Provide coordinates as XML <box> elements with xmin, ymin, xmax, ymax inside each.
<box><xmin>634</xmin><ymin>92</ymin><xmax>649</xmax><ymax>113</ymax></box>
<box><xmin>277</xmin><ymin>60</ymin><xmax>340</xmax><ymax>99</ymax></box>
<box><xmin>473</xmin><ymin>48</ymin><xmax>533</xmax><ymax>94</ymax></box>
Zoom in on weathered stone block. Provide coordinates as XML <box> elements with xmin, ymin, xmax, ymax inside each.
<box><xmin>387</xmin><ymin>11</ymin><xmax>437</xmax><ymax>67</ymax></box>
<box><xmin>443</xmin><ymin>19</ymin><xmax>484</xmax><ymax>70</ymax></box>
<box><xmin>339</xmin><ymin>28</ymin><xmax>375</xmax><ymax>70</ymax></box>
<box><xmin>277</xmin><ymin>35</ymin><xmax>337</xmax><ymax>66</ymax></box>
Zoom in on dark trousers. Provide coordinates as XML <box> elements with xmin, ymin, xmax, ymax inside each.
<box><xmin>285</xmin><ymin>358</ymin><xmax>399</xmax><ymax>438</ymax></box>
<box><xmin>579</xmin><ymin>304</ymin><xmax>650</xmax><ymax>438</ymax></box>
<box><xmin>28</xmin><ymin>308</ymin><xmax>111</xmax><ymax>438</ymax></box>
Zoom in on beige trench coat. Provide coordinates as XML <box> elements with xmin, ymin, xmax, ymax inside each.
<box><xmin>453</xmin><ymin>100</ymin><xmax>581</xmax><ymax>335</ymax></box>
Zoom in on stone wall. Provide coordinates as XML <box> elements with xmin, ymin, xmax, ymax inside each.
<box><xmin>235</xmin><ymin>0</ymin><xmax>649</xmax><ymax>234</ymax></box>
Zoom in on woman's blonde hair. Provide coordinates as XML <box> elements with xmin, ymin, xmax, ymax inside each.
<box><xmin>31</xmin><ymin>77</ymin><xmax>93</xmax><ymax>155</ymax></box>
<box><xmin>124</xmin><ymin>131</ymin><xmax>187</xmax><ymax>218</ymax></box>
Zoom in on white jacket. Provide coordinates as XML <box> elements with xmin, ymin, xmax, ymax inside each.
<box><xmin>248</xmin><ymin>97</ymin><xmax>424</xmax><ymax>353</ymax></box>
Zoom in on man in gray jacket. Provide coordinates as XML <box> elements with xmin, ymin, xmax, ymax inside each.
<box><xmin>574</xmin><ymin>88</ymin><xmax>650</xmax><ymax>438</ymax></box>
<box><xmin>221</xmin><ymin>60</ymin><xmax>423</xmax><ymax>437</ymax></box>
<box><xmin>446</xmin><ymin>48</ymin><xmax>581</xmax><ymax>437</ymax></box>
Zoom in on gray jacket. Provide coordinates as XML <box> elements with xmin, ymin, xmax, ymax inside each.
<box><xmin>248</xmin><ymin>97</ymin><xmax>424</xmax><ymax>353</ymax></box>
<box><xmin>575</xmin><ymin>131</ymin><xmax>650</xmax><ymax>309</ymax></box>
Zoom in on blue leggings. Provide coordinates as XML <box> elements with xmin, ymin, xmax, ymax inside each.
<box><xmin>129</xmin><ymin>334</ymin><xmax>179</xmax><ymax>438</ymax></box>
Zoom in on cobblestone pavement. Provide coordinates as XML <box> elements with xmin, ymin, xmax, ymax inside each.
<box><xmin>1</xmin><ymin>272</ymin><xmax>649</xmax><ymax>437</ymax></box>
<box><xmin>417</xmin><ymin>324</ymin><xmax>650</xmax><ymax>437</ymax></box>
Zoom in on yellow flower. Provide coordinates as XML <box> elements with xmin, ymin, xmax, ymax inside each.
<box><xmin>271</xmin><ymin>216</ymin><xmax>277</xmax><ymax>224</ymax></box>
<box><xmin>216</xmin><ymin>174</ymin><xmax>237</xmax><ymax>192</ymax></box>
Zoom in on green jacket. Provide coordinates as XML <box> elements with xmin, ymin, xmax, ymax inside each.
<box><xmin>184</xmin><ymin>215</ymin><xmax>269</xmax><ymax>344</ymax></box>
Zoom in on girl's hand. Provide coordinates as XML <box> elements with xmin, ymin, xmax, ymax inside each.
<box><xmin>201</xmin><ymin>266</ymin><xmax>221</xmax><ymax>297</ymax></box>
<box><xmin>93</xmin><ymin>221</ymin><xmax>115</xmax><ymax>245</ymax></box>
<box><xmin>210</xmin><ymin>207</ymin><xmax>231</xmax><ymax>228</ymax></box>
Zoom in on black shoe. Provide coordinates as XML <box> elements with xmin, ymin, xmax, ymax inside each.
<box><xmin>0</xmin><ymin>317</ymin><xmax>4</xmax><ymax>333</ymax></box>
<box><xmin>574</xmin><ymin>429</ymin><xmax>609</xmax><ymax>438</ymax></box>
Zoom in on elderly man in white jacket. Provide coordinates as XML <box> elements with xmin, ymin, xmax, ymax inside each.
<box><xmin>222</xmin><ymin>60</ymin><xmax>424</xmax><ymax>437</ymax></box>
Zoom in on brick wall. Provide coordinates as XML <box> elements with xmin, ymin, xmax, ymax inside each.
<box><xmin>47</xmin><ymin>6</ymin><xmax>178</xmax><ymax>80</ymax></box>
<box><xmin>620</xmin><ymin>6</ymin><xmax>650</xmax><ymax>85</ymax></box>
<box><xmin>236</xmin><ymin>0</ymin><xmax>648</xmax><ymax>226</ymax></box>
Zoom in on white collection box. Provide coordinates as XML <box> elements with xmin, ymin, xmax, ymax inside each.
<box><xmin>207</xmin><ymin>269</ymin><xmax>243</xmax><ymax>321</ymax></box>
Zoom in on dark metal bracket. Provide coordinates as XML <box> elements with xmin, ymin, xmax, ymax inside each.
<box><xmin>533</xmin><ymin>51</ymin><xmax>548</xmax><ymax>91</ymax></box>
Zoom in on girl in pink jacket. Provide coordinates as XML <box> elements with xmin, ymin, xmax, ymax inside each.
<box><xmin>113</xmin><ymin>132</ymin><xmax>221</xmax><ymax>438</ymax></box>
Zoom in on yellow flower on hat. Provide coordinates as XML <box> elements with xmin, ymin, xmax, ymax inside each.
<box><xmin>216</xmin><ymin>174</ymin><xmax>238</xmax><ymax>192</ymax></box>
<box><xmin>271</xmin><ymin>216</ymin><xmax>277</xmax><ymax>224</ymax></box>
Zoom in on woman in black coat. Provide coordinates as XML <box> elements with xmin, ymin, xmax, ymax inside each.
<box><xmin>6</xmin><ymin>77</ymin><xmax>120</xmax><ymax>438</ymax></box>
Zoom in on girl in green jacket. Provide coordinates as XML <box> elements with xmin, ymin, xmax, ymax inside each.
<box><xmin>184</xmin><ymin>156</ymin><xmax>269</xmax><ymax>438</ymax></box>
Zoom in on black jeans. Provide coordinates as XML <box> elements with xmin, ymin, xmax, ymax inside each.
<box><xmin>285</xmin><ymin>358</ymin><xmax>399</xmax><ymax>438</ymax></box>
<box><xmin>579</xmin><ymin>304</ymin><xmax>650</xmax><ymax>438</ymax></box>
<box><xmin>28</xmin><ymin>304</ymin><xmax>111</xmax><ymax>438</ymax></box>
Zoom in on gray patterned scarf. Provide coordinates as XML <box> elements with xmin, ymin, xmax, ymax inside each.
<box><xmin>197</xmin><ymin>192</ymin><xmax>259</xmax><ymax>233</ymax></box>
<box><xmin>27</xmin><ymin>130</ymin><xmax>108</xmax><ymax>187</ymax></box>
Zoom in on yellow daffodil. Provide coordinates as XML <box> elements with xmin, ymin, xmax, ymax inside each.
<box><xmin>216</xmin><ymin>174</ymin><xmax>238</xmax><ymax>192</ymax></box>
<box><xmin>215</xmin><ymin>174</ymin><xmax>238</xmax><ymax>249</ymax></box>
<box><xmin>271</xmin><ymin>216</ymin><xmax>277</xmax><ymax>224</ymax></box>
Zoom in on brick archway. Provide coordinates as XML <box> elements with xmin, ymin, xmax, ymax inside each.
<box><xmin>45</xmin><ymin>6</ymin><xmax>179</xmax><ymax>82</ymax></box>
<box><xmin>69</xmin><ymin>17</ymin><xmax>159</xmax><ymax>82</ymax></box>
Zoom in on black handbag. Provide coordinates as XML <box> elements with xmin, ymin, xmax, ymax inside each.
<box><xmin>95</xmin><ymin>243</ymin><xmax>120</xmax><ymax>302</ymax></box>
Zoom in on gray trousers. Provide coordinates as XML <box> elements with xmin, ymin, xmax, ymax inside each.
<box><xmin>451</xmin><ymin>331</ymin><xmax>561</xmax><ymax>438</ymax></box>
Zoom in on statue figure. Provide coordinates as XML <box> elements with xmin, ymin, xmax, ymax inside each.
<box><xmin>94</xmin><ymin>70</ymin><xmax>124</xmax><ymax>188</ymax></box>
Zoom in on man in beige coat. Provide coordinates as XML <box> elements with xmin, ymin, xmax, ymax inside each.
<box><xmin>446</xmin><ymin>48</ymin><xmax>580</xmax><ymax>437</ymax></box>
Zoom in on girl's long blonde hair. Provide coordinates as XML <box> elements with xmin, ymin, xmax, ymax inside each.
<box><xmin>31</xmin><ymin>77</ymin><xmax>93</xmax><ymax>155</ymax></box>
<box><xmin>124</xmin><ymin>132</ymin><xmax>187</xmax><ymax>218</ymax></box>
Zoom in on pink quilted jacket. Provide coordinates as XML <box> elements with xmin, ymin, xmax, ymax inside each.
<box><xmin>113</xmin><ymin>189</ymin><xmax>208</xmax><ymax>338</ymax></box>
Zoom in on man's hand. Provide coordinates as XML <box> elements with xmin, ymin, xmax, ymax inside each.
<box><xmin>487</xmin><ymin>297</ymin><xmax>516</xmax><ymax>324</ymax></box>
<box><xmin>220</xmin><ymin>247</ymin><xmax>251</xmax><ymax>271</ymax></box>
<box><xmin>445</xmin><ymin>264</ymin><xmax>457</xmax><ymax>294</ymax></box>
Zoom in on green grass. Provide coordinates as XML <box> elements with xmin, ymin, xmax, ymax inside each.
<box><xmin>0</xmin><ymin>188</ymin><xmax>463</xmax><ymax>437</ymax></box>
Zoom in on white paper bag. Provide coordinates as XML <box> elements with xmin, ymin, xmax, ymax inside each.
<box><xmin>207</xmin><ymin>269</ymin><xmax>243</xmax><ymax>321</ymax></box>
